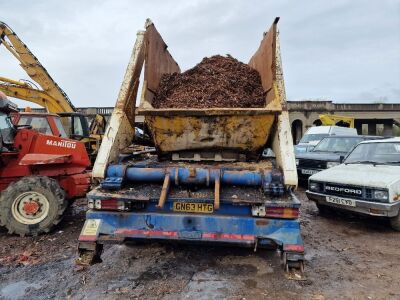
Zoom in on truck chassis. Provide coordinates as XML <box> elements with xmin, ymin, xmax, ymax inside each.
<box><xmin>77</xmin><ymin>163</ymin><xmax>304</xmax><ymax>273</ymax></box>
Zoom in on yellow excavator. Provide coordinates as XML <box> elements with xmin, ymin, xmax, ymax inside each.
<box><xmin>319</xmin><ymin>114</ymin><xmax>355</xmax><ymax>128</ymax></box>
<box><xmin>0</xmin><ymin>21</ymin><xmax>106</xmax><ymax>159</ymax></box>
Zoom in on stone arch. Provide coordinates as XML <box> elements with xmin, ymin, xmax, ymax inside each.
<box><xmin>291</xmin><ymin>119</ymin><xmax>303</xmax><ymax>144</ymax></box>
<box><xmin>313</xmin><ymin>119</ymin><xmax>322</xmax><ymax>126</ymax></box>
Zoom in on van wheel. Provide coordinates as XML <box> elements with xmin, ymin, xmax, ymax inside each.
<box><xmin>390</xmin><ymin>213</ymin><xmax>400</xmax><ymax>231</ymax></box>
<box><xmin>0</xmin><ymin>176</ymin><xmax>67</xmax><ymax>236</ymax></box>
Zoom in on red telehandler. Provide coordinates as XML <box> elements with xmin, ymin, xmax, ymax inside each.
<box><xmin>0</xmin><ymin>91</ymin><xmax>91</xmax><ymax>236</ymax></box>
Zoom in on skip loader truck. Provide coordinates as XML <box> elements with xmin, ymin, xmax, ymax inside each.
<box><xmin>77</xmin><ymin>18</ymin><xmax>305</xmax><ymax>274</ymax></box>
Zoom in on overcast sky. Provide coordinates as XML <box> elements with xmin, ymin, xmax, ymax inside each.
<box><xmin>1</xmin><ymin>0</ymin><xmax>399</xmax><ymax>108</ymax></box>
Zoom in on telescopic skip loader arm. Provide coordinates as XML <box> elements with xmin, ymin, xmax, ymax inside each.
<box><xmin>93</xmin><ymin>18</ymin><xmax>297</xmax><ymax>188</ymax></box>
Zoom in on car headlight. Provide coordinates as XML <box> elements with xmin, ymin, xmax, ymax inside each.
<box><xmin>373</xmin><ymin>190</ymin><xmax>389</xmax><ymax>201</ymax></box>
<box><xmin>295</xmin><ymin>159</ymin><xmax>299</xmax><ymax>166</ymax></box>
<box><xmin>309</xmin><ymin>181</ymin><xmax>320</xmax><ymax>192</ymax></box>
<box><xmin>327</xmin><ymin>161</ymin><xmax>340</xmax><ymax>168</ymax></box>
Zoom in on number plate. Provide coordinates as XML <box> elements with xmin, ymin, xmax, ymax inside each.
<box><xmin>173</xmin><ymin>202</ymin><xmax>214</xmax><ymax>214</ymax></box>
<box><xmin>326</xmin><ymin>196</ymin><xmax>356</xmax><ymax>207</ymax></box>
<box><xmin>301</xmin><ymin>169</ymin><xmax>319</xmax><ymax>175</ymax></box>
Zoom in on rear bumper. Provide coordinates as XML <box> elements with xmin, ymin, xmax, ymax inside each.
<box><xmin>79</xmin><ymin>210</ymin><xmax>304</xmax><ymax>253</ymax></box>
<box><xmin>306</xmin><ymin>191</ymin><xmax>400</xmax><ymax>217</ymax></box>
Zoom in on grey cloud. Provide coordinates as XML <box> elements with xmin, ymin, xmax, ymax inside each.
<box><xmin>0</xmin><ymin>0</ymin><xmax>399</xmax><ymax>107</ymax></box>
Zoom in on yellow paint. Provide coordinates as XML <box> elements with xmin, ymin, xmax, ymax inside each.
<box><xmin>319</xmin><ymin>114</ymin><xmax>355</xmax><ymax>128</ymax></box>
<box><xmin>80</xmin><ymin>219</ymin><xmax>101</xmax><ymax>236</ymax></box>
<box><xmin>146</xmin><ymin>114</ymin><xmax>275</xmax><ymax>154</ymax></box>
<box><xmin>173</xmin><ymin>202</ymin><xmax>214</xmax><ymax>214</ymax></box>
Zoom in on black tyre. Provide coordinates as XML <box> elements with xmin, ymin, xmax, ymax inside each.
<box><xmin>0</xmin><ymin>176</ymin><xmax>67</xmax><ymax>236</ymax></box>
<box><xmin>390</xmin><ymin>213</ymin><xmax>400</xmax><ymax>231</ymax></box>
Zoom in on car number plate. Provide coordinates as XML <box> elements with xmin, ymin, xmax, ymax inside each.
<box><xmin>326</xmin><ymin>196</ymin><xmax>356</xmax><ymax>207</ymax></box>
<box><xmin>173</xmin><ymin>202</ymin><xmax>214</xmax><ymax>214</ymax></box>
<box><xmin>301</xmin><ymin>169</ymin><xmax>319</xmax><ymax>175</ymax></box>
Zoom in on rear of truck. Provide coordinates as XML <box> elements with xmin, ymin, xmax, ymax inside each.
<box><xmin>77</xmin><ymin>18</ymin><xmax>304</xmax><ymax>272</ymax></box>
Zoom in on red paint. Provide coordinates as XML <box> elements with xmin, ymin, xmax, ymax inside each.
<box><xmin>0</xmin><ymin>119</ymin><xmax>91</xmax><ymax>199</ymax></box>
<box><xmin>23</xmin><ymin>201</ymin><xmax>40</xmax><ymax>214</ymax></box>
<box><xmin>283</xmin><ymin>244</ymin><xmax>304</xmax><ymax>252</ymax></box>
<box><xmin>78</xmin><ymin>235</ymin><xmax>98</xmax><ymax>241</ymax></box>
<box><xmin>112</xmin><ymin>229</ymin><xmax>255</xmax><ymax>241</ymax></box>
<box><xmin>19</xmin><ymin>153</ymin><xmax>72</xmax><ymax>165</ymax></box>
<box><xmin>114</xmin><ymin>229</ymin><xmax>178</xmax><ymax>237</ymax></box>
<box><xmin>202</xmin><ymin>232</ymin><xmax>255</xmax><ymax>241</ymax></box>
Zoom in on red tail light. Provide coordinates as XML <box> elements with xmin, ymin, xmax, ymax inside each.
<box><xmin>94</xmin><ymin>198</ymin><xmax>125</xmax><ymax>211</ymax></box>
<box><xmin>264</xmin><ymin>207</ymin><xmax>299</xmax><ymax>219</ymax></box>
<box><xmin>283</xmin><ymin>244</ymin><xmax>304</xmax><ymax>252</ymax></box>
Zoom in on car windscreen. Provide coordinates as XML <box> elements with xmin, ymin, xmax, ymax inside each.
<box><xmin>299</xmin><ymin>133</ymin><xmax>329</xmax><ymax>144</ymax></box>
<box><xmin>345</xmin><ymin>142</ymin><xmax>400</xmax><ymax>165</ymax></box>
<box><xmin>313</xmin><ymin>137</ymin><xmax>363</xmax><ymax>153</ymax></box>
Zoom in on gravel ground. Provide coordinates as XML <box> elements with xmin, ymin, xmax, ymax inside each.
<box><xmin>0</xmin><ymin>188</ymin><xmax>399</xmax><ymax>300</ymax></box>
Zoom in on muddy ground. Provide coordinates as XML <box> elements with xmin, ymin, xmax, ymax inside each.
<box><xmin>0</xmin><ymin>189</ymin><xmax>399</xmax><ymax>300</ymax></box>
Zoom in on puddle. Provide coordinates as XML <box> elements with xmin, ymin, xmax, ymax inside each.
<box><xmin>1</xmin><ymin>281</ymin><xmax>41</xmax><ymax>300</ymax></box>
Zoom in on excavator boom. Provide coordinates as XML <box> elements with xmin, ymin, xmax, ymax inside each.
<box><xmin>319</xmin><ymin>114</ymin><xmax>355</xmax><ymax>128</ymax></box>
<box><xmin>0</xmin><ymin>21</ymin><xmax>75</xmax><ymax>113</ymax></box>
<box><xmin>0</xmin><ymin>21</ymin><xmax>105</xmax><ymax>160</ymax></box>
<box><xmin>0</xmin><ymin>76</ymin><xmax>68</xmax><ymax>112</ymax></box>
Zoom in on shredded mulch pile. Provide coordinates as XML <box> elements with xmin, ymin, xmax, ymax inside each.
<box><xmin>152</xmin><ymin>55</ymin><xmax>265</xmax><ymax>109</ymax></box>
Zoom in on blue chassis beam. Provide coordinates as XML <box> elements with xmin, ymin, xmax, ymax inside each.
<box><xmin>82</xmin><ymin>210</ymin><xmax>304</xmax><ymax>252</ymax></box>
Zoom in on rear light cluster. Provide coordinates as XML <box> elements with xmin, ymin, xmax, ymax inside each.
<box><xmin>88</xmin><ymin>198</ymin><xmax>145</xmax><ymax>211</ymax></box>
<box><xmin>266</xmin><ymin>207</ymin><xmax>299</xmax><ymax>219</ymax></box>
<box><xmin>252</xmin><ymin>206</ymin><xmax>299</xmax><ymax>219</ymax></box>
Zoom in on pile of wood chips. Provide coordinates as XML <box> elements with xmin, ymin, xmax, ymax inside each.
<box><xmin>152</xmin><ymin>55</ymin><xmax>265</xmax><ymax>109</ymax></box>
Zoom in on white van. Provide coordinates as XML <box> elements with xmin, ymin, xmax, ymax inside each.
<box><xmin>295</xmin><ymin>126</ymin><xmax>357</xmax><ymax>154</ymax></box>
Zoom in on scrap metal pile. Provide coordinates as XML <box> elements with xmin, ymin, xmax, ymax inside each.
<box><xmin>153</xmin><ymin>55</ymin><xmax>266</xmax><ymax>109</ymax></box>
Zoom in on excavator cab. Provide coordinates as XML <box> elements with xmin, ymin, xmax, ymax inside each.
<box><xmin>58</xmin><ymin>112</ymin><xmax>91</xmax><ymax>140</ymax></box>
<box><xmin>58</xmin><ymin>112</ymin><xmax>99</xmax><ymax>161</ymax></box>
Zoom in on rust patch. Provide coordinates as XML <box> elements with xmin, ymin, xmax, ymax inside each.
<box><xmin>255</xmin><ymin>219</ymin><xmax>269</xmax><ymax>226</ymax></box>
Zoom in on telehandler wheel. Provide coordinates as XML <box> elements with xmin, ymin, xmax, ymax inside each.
<box><xmin>0</xmin><ymin>176</ymin><xmax>67</xmax><ymax>236</ymax></box>
<box><xmin>389</xmin><ymin>213</ymin><xmax>400</xmax><ymax>231</ymax></box>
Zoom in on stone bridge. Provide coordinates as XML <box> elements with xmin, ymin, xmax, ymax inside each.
<box><xmin>288</xmin><ymin>100</ymin><xmax>400</xmax><ymax>143</ymax></box>
<box><xmin>29</xmin><ymin>100</ymin><xmax>400</xmax><ymax>144</ymax></box>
